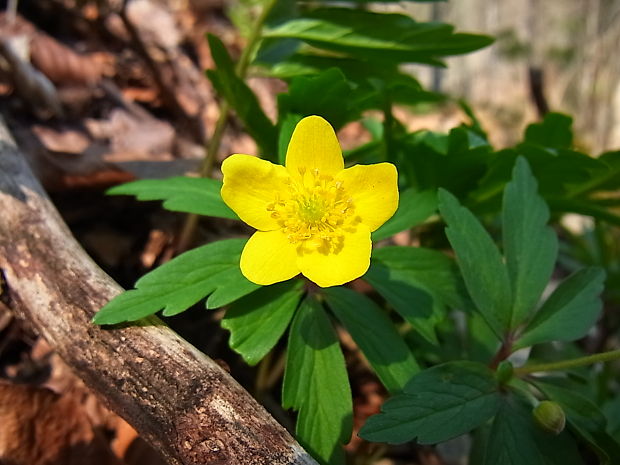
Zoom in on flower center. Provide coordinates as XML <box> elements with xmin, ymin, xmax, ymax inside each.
<box><xmin>267</xmin><ymin>167</ymin><xmax>355</xmax><ymax>251</ymax></box>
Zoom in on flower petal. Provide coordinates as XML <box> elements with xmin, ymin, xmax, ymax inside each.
<box><xmin>221</xmin><ymin>154</ymin><xmax>291</xmax><ymax>231</ymax></box>
<box><xmin>337</xmin><ymin>163</ymin><xmax>399</xmax><ymax>232</ymax></box>
<box><xmin>240</xmin><ymin>230</ymin><xmax>300</xmax><ymax>285</ymax></box>
<box><xmin>285</xmin><ymin>115</ymin><xmax>344</xmax><ymax>177</ymax></box>
<box><xmin>297</xmin><ymin>224</ymin><xmax>371</xmax><ymax>287</ymax></box>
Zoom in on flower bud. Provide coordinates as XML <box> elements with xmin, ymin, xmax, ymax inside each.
<box><xmin>495</xmin><ymin>360</ymin><xmax>513</xmax><ymax>384</ymax></box>
<box><xmin>533</xmin><ymin>401</ymin><xmax>566</xmax><ymax>435</ymax></box>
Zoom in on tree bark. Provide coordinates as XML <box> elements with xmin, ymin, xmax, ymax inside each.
<box><xmin>0</xmin><ymin>119</ymin><xmax>318</xmax><ymax>465</ymax></box>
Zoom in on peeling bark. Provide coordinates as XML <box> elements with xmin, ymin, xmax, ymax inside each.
<box><xmin>0</xmin><ymin>119</ymin><xmax>317</xmax><ymax>465</ymax></box>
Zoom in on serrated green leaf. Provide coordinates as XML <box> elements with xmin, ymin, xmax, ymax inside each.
<box><xmin>438</xmin><ymin>188</ymin><xmax>512</xmax><ymax>338</ymax></box>
<box><xmin>468</xmin><ymin>311</ymin><xmax>502</xmax><ymax>363</ymax></box>
<box><xmin>222</xmin><ymin>280</ymin><xmax>303</xmax><ymax>365</ymax></box>
<box><xmin>399</xmin><ymin>128</ymin><xmax>491</xmax><ymax>197</ymax></box>
<box><xmin>206</xmin><ymin>34</ymin><xmax>277</xmax><ymax>158</ymax></box>
<box><xmin>470</xmin><ymin>147</ymin><xmax>609</xmax><ymax>214</ymax></box>
<box><xmin>365</xmin><ymin>246</ymin><xmax>465</xmax><ymax>345</ymax></box>
<box><xmin>360</xmin><ymin>361</ymin><xmax>499</xmax><ymax>444</ymax></box>
<box><xmin>503</xmin><ymin>157</ymin><xmax>558</xmax><ymax>327</ymax></box>
<box><xmin>264</xmin><ymin>9</ymin><xmax>493</xmax><ymax>66</ymax></box>
<box><xmin>323</xmin><ymin>287</ymin><xmax>420</xmax><ymax>392</ymax></box>
<box><xmin>524</xmin><ymin>113</ymin><xmax>573</xmax><ymax>149</ymax></box>
<box><xmin>514</xmin><ymin>267</ymin><xmax>605</xmax><ymax>349</ymax></box>
<box><xmin>107</xmin><ymin>177</ymin><xmax>238</xmax><ymax>219</ymax></box>
<box><xmin>483</xmin><ymin>395</ymin><xmax>583</xmax><ymax>465</ymax></box>
<box><xmin>365</xmin><ymin>265</ymin><xmax>437</xmax><ymax>345</ymax></box>
<box><xmin>268</xmin><ymin>53</ymin><xmax>387</xmax><ymax>80</ymax></box>
<box><xmin>373</xmin><ymin>189</ymin><xmax>437</xmax><ymax>241</ymax></box>
<box><xmin>93</xmin><ymin>239</ymin><xmax>258</xmax><ymax>324</ymax></box>
<box><xmin>278</xmin><ymin>68</ymin><xmax>356</xmax><ymax>130</ymax></box>
<box><xmin>282</xmin><ymin>298</ymin><xmax>352</xmax><ymax>465</ymax></box>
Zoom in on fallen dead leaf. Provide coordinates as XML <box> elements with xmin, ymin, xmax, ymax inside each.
<box><xmin>0</xmin><ymin>381</ymin><xmax>123</xmax><ymax>465</ymax></box>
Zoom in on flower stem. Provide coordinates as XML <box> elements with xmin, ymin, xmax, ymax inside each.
<box><xmin>382</xmin><ymin>94</ymin><xmax>393</xmax><ymax>162</ymax></box>
<box><xmin>515</xmin><ymin>349</ymin><xmax>620</xmax><ymax>376</ymax></box>
<box><xmin>176</xmin><ymin>0</ymin><xmax>277</xmax><ymax>252</ymax></box>
<box><xmin>198</xmin><ymin>0</ymin><xmax>276</xmax><ymax>178</ymax></box>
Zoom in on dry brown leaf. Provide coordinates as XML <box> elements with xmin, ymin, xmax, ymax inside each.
<box><xmin>0</xmin><ymin>381</ymin><xmax>123</xmax><ymax>465</ymax></box>
<box><xmin>32</xmin><ymin>125</ymin><xmax>91</xmax><ymax>154</ymax></box>
<box><xmin>30</xmin><ymin>33</ymin><xmax>111</xmax><ymax>87</ymax></box>
<box><xmin>140</xmin><ymin>229</ymin><xmax>172</xmax><ymax>268</ymax></box>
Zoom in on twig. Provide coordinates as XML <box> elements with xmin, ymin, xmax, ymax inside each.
<box><xmin>0</xmin><ymin>116</ymin><xmax>318</xmax><ymax>465</ymax></box>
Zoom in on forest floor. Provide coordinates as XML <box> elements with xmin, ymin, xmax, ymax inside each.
<box><xmin>0</xmin><ymin>2</ymin><xmax>503</xmax><ymax>464</ymax></box>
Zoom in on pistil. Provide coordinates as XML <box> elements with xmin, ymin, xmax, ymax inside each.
<box><xmin>266</xmin><ymin>168</ymin><xmax>354</xmax><ymax>250</ymax></box>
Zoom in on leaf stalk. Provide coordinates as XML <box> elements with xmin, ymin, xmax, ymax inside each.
<box><xmin>515</xmin><ymin>349</ymin><xmax>620</xmax><ymax>376</ymax></box>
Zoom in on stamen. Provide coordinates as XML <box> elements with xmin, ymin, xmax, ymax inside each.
<box><xmin>267</xmin><ymin>171</ymin><xmax>355</xmax><ymax>251</ymax></box>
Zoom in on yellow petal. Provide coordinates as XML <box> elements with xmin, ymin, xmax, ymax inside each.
<box><xmin>240</xmin><ymin>230</ymin><xmax>300</xmax><ymax>285</ymax></box>
<box><xmin>221</xmin><ymin>154</ymin><xmax>291</xmax><ymax>231</ymax></box>
<box><xmin>285</xmin><ymin>115</ymin><xmax>344</xmax><ymax>177</ymax></box>
<box><xmin>297</xmin><ymin>224</ymin><xmax>371</xmax><ymax>287</ymax></box>
<box><xmin>337</xmin><ymin>163</ymin><xmax>399</xmax><ymax>232</ymax></box>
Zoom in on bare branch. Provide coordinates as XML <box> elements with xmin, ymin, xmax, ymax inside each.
<box><xmin>0</xmin><ymin>118</ymin><xmax>317</xmax><ymax>465</ymax></box>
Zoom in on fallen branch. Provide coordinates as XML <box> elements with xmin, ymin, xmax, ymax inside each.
<box><xmin>0</xmin><ymin>118</ymin><xmax>317</xmax><ymax>465</ymax></box>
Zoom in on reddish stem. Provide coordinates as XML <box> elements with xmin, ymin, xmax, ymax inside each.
<box><xmin>489</xmin><ymin>335</ymin><xmax>514</xmax><ymax>370</ymax></box>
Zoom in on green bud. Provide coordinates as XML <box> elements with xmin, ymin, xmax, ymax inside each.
<box><xmin>533</xmin><ymin>401</ymin><xmax>566</xmax><ymax>435</ymax></box>
<box><xmin>496</xmin><ymin>360</ymin><xmax>513</xmax><ymax>384</ymax></box>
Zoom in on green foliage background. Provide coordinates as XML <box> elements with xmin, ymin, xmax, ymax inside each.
<box><xmin>94</xmin><ymin>1</ymin><xmax>620</xmax><ymax>464</ymax></box>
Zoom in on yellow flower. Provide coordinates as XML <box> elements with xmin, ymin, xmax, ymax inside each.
<box><xmin>221</xmin><ymin>115</ymin><xmax>399</xmax><ymax>287</ymax></box>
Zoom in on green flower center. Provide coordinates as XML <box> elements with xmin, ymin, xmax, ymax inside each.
<box><xmin>298</xmin><ymin>197</ymin><xmax>327</xmax><ymax>223</ymax></box>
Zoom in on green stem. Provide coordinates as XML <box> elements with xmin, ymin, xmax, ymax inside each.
<box><xmin>199</xmin><ymin>100</ymin><xmax>230</xmax><ymax>178</ymax></box>
<box><xmin>515</xmin><ymin>349</ymin><xmax>620</xmax><ymax>376</ymax></box>
<box><xmin>382</xmin><ymin>95</ymin><xmax>393</xmax><ymax>162</ymax></box>
<box><xmin>234</xmin><ymin>0</ymin><xmax>278</xmax><ymax>77</ymax></box>
<box><xmin>198</xmin><ymin>0</ymin><xmax>277</xmax><ymax>178</ymax></box>
<box><xmin>177</xmin><ymin>0</ymin><xmax>277</xmax><ymax>252</ymax></box>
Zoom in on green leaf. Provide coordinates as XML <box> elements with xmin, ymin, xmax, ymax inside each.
<box><xmin>268</xmin><ymin>53</ymin><xmax>388</xmax><ymax>80</ymax></box>
<box><xmin>524</xmin><ymin>113</ymin><xmax>573</xmax><ymax>149</ymax></box>
<box><xmin>222</xmin><ymin>280</ymin><xmax>303</xmax><ymax>365</ymax></box>
<box><xmin>514</xmin><ymin>267</ymin><xmax>605</xmax><ymax>349</ymax></box>
<box><xmin>206</xmin><ymin>34</ymin><xmax>278</xmax><ymax>158</ymax></box>
<box><xmin>282</xmin><ymin>298</ymin><xmax>352</xmax><ymax>465</ymax></box>
<box><xmin>107</xmin><ymin>177</ymin><xmax>238</xmax><ymax>219</ymax></box>
<box><xmin>502</xmin><ymin>157</ymin><xmax>558</xmax><ymax>326</ymax></box>
<box><xmin>373</xmin><ymin>189</ymin><xmax>437</xmax><ymax>241</ymax></box>
<box><xmin>93</xmin><ymin>239</ymin><xmax>259</xmax><ymax>324</ymax></box>
<box><xmin>278</xmin><ymin>68</ymin><xmax>356</xmax><ymax>130</ymax></box>
<box><xmin>547</xmin><ymin>197</ymin><xmax>620</xmax><ymax>227</ymax></box>
<box><xmin>398</xmin><ymin>128</ymin><xmax>492</xmax><ymax>197</ymax></box>
<box><xmin>438</xmin><ymin>188</ymin><xmax>512</xmax><ymax>338</ymax></box>
<box><xmin>277</xmin><ymin>112</ymin><xmax>302</xmax><ymax>165</ymax></box>
<box><xmin>483</xmin><ymin>395</ymin><xmax>583</xmax><ymax>465</ymax></box>
<box><xmin>365</xmin><ymin>246</ymin><xmax>465</xmax><ymax>345</ymax></box>
<box><xmin>323</xmin><ymin>287</ymin><xmax>420</xmax><ymax>392</ymax></box>
<box><xmin>470</xmin><ymin>146</ymin><xmax>609</xmax><ymax>213</ymax></box>
<box><xmin>365</xmin><ymin>265</ymin><xmax>436</xmax><ymax>345</ymax></box>
<box><xmin>360</xmin><ymin>361</ymin><xmax>499</xmax><ymax>444</ymax></box>
<box><xmin>264</xmin><ymin>9</ymin><xmax>493</xmax><ymax>66</ymax></box>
